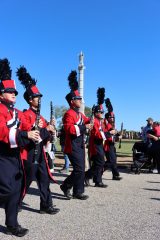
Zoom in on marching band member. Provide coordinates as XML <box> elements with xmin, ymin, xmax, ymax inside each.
<box><xmin>16</xmin><ymin>66</ymin><xmax>60</xmax><ymax>214</ymax></box>
<box><xmin>85</xmin><ymin>87</ymin><xmax>108</xmax><ymax>188</ymax></box>
<box><xmin>103</xmin><ymin>98</ymin><xmax>122</xmax><ymax>180</ymax></box>
<box><xmin>60</xmin><ymin>70</ymin><xmax>92</xmax><ymax>200</ymax></box>
<box><xmin>0</xmin><ymin>59</ymin><xmax>40</xmax><ymax>237</ymax></box>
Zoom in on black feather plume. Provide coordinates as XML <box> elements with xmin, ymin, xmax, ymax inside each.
<box><xmin>67</xmin><ymin>70</ymin><xmax>78</xmax><ymax>91</ymax></box>
<box><xmin>105</xmin><ymin>98</ymin><xmax>113</xmax><ymax>112</ymax></box>
<box><xmin>97</xmin><ymin>87</ymin><xmax>105</xmax><ymax>105</ymax></box>
<box><xmin>16</xmin><ymin>66</ymin><xmax>36</xmax><ymax>89</ymax></box>
<box><xmin>0</xmin><ymin>58</ymin><xmax>12</xmax><ymax>80</ymax></box>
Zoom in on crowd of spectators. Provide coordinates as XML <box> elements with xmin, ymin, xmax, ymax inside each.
<box><xmin>141</xmin><ymin>117</ymin><xmax>160</xmax><ymax>173</ymax></box>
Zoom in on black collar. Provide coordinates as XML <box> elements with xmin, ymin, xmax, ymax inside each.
<box><xmin>71</xmin><ymin>107</ymin><xmax>79</xmax><ymax>113</ymax></box>
<box><xmin>30</xmin><ymin>107</ymin><xmax>37</xmax><ymax>114</ymax></box>
<box><xmin>0</xmin><ymin>100</ymin><xmax>14</xmax><ymax>110</ymax></box>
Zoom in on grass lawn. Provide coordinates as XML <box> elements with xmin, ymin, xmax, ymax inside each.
<box><xmin>54</xmin><ymin>138</ymin><xmax>142</xmax><ymax>168</ymax></box>
<box><xmin>116</xmin><ymin>139</ymin><xmax>141</xmax><ymax>158</ymax></box>
<box><xmin>55</xmin><ymin>138</ymin><xmax>141</xmax><ymax>158</ymax></box>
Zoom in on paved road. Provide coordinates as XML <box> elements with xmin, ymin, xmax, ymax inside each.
<box><xmin>0</xmin><ymin>167</ymin><xmax>160</xmax><ymax>240</ymax></box>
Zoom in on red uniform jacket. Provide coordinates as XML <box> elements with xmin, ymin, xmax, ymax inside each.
<box><xmin>0</xmin><ymin>103</ymin><xmax>29</xmax><ymax>146</ymax></box>
<box><xmin>0</xmin><ymin>103</ymin><xmax>31</xmax><ymax>199</ymax></box>
<box><xmin>103</xmin><ymin>119</ymin><xmax>115</xmax><ymax>152</ymax></box>
<box><xmin>21</xmin><ymin>108</ymin><xmax>55</xmax><ymax>181</ymax></box>
<box><xmin>89</xmin><ymin>117</ymin><xmax>107</xmax><ymax>157</ymax></box>
<box><xmin>63</xmin><ymin>108</ymin><xmax>90</xmax><ymax>154</ymax></box>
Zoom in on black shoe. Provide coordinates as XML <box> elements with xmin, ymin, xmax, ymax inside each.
<box><xmin>95</xmin><ymin>182</ymin><xmax>108</xmax><ymax>188</ymax></box>
<box><xmin>60</xmin><ymin>184</ymin><xmax>72</xmax><ymax>199</ymax></box>
<box><xmin>112</xmin><ymin>176</ymin><xmax>122</xmax><ymax>181</ymax></box>
<box><xmin>73</xmin><ymin>193</ymin><xmax>89</xmax><ymax>200</ymax></box>
<box><xmin>6</xmin><ymin>225</ymin><xmax>29</xmax><ymax>237</ymax></box>
<box><xmin>40</xmin><ymin>206</ymin><xmax>60</xmax><ymax>214</ymax></box>
<box><xmin>84</xmin><ymin>177</ymin><xmax>90</xmax><ymax>187</ymax></box>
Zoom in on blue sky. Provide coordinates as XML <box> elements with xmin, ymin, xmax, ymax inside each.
<box><xmin>0</xmin><ymin>0</ymin><xmax>160</xmax><ymax>131</ymax></box>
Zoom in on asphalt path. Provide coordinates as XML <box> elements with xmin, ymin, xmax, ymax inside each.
<box><xmin>0</xmin><ymin>167</ymin><xmax>160</xmax><ymax>240</ymax></box>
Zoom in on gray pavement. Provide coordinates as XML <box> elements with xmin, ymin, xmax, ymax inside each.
<box><xmin>0</xmin><ymin>167</ymin><xmax>160</xmax><ymax>240</ymax></box>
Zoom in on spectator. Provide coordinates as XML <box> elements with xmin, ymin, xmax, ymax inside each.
<box><xmin>142</xmin><ymin>117</ymin><xmax>154</xmax><ymax>143</ymax></box>
<box><xmin>147</xmin><ymin>121</ymin><xmax>160</xmax><ymax>173</ymax></box>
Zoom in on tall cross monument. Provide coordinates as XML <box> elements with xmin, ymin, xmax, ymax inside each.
<box><xmin>78</xmin><ymin>51</ymin><xmax>85</xmax><ymax>114</ymax></box>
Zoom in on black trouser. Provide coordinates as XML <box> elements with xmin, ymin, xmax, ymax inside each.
<box><xmin>0</xmin><ymin>156</ymin><xmax>23</xmax><ymax>228</ymax></box>
<box><xmin>148</xmin><ymin>141</ymin><xmax>160</xmax><ymax>172</ymax></box>
<box><xmin>5</xmin><ymin>178</ymin><xmax>22</xmax><ymax>227</ymax></box>
<box><xmin>86</xmin><ymin>154</ymin><xmax>105</xmax><ymax>184</ymax></box>
<box><xmin>23</xmin><ymin>160</ymin><xmax>32</xmax><ymax>192</ymax></box>
<box><xmin>23</xmin><ymin>157</ymin><xmax>52</xmax><ymax>208</ymax></box>
<box><xmin>105</xmin><ymin>145</ymin><xmax>119</xmax><ymax>177</ymax></box>
<box><xmin>62</xmin><ymin>150</ymin><xmax>85</xmax><ymax>195</ymax></box>
<box><xmin>85</xmin><ymin>143</ymin><xmax>105</xmax><ymax>184</ymax></box>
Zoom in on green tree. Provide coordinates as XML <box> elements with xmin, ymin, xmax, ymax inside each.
<box><xmin>53</xmin><ymin>105</ymin><xmax>68</xmax><ymax>129</ymax></box>
<box><xmin>54</xmin><ymin>105</ymin><xmax>68</xmax><ymax>119</ymax></box>
<box><xmin>84</xmin><ymin>106</ymin><xmax>92</xmax><ymax>117</ymax></box>
<box><xmin>54</xmin><ymin>105</ymin><xmax>93</xmax><ymax>129</ymax></box>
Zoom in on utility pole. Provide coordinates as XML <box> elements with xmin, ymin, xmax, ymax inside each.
<box><xmin>78</xmin><ymin>51</ymin><xmax>85</xmax><ymax>114</ymax></box>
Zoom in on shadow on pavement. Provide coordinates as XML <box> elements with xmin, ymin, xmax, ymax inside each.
<box><xmin>52</xmin><ymin>172</ymin><xmax>69</xmax><ymax>177</ymax></box>
<box><xmin>52</xmin><ymin>191</ymin><xmax>72</xmax><ymax>200</ymax></box>
<box><xmin>147</xmin><ymin>181</ymin><xmax>160</xmax><ymax>184</ymax></box>
<box><xmin>143</xmin><ymin>188</ymin><xmax>160</xmax><ymax>192</ymax></box>
<box><xmin>27</xmin><ymin>187</ymin><xmax>66</xmax><ymax>201</ymax></box>
<box><xmin>21</xmin><ymin>205</ymin><xmax>40</xmax><ymax>213</ymax></box>
<box><xmin>151</xmin><ymin>198</ymin><xmax>160</xmax><ymax>201</ymax></box>
<box><xmin>117</xmin><ymin>154</ymin><xmax>132</xmax><ymax>157</ymax></box>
